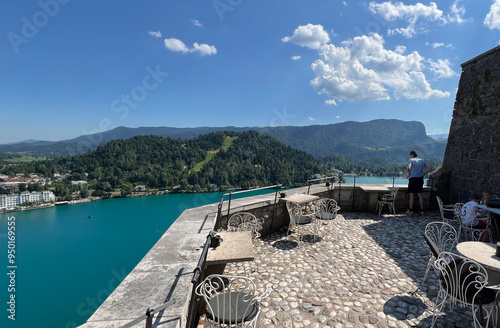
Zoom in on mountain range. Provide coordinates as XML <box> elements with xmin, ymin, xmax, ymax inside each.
<box><xmin>0</xmin><ymin>119</ymin><xmax>446</xmax><ymax>164</ymax></box>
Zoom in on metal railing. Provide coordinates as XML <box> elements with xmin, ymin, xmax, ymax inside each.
<box><xmin>306</xmin><ymin>175</ymin><xmax>337</xmax><ymax>194</ymax></box>
<box><xmin>121</xmin><ymin>233</ymin><xmax>213</xmax><ymax>328</ymax></box>
<box><xmin>214</xmin><ymin>183</ymin><xmax>282</xmax><ymax>231</ymax></box>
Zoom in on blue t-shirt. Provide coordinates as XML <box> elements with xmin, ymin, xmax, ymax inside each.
<box><xmin>409</xmin><ymin>157</ymin><xmax>427</xmax><ymax>178</ymax></box>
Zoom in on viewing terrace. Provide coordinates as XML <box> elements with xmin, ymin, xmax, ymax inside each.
<box><xmin>79</xmin><ymin>181</ymin><xmax>473</xmax><ymax>328</ymax></box>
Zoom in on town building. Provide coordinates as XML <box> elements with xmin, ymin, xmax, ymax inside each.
<box><xmin>0</xmin><ymin>191</ymin><xmax>56</xmax><ymax>210</ymax></box>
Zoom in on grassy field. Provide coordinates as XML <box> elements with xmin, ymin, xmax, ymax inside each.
<box><xmin>192</xmin><ymin>136</ymin><xmax>237</xmax><ymax>172</ymax></box>
<box><xmin>0</xmin><ymin>152</ymin><xmax>46</xmax><ymax>164</ymax></box>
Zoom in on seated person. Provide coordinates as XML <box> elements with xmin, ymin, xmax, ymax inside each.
<box><xmin>477</xmin><ymin>191</ymin><xmax>492</xmax><ymax>219</ymax></box>
<box><xmin>461</xmin><ymin>194</ymin><xmax>491</xmax><ymax>242</ymax></box>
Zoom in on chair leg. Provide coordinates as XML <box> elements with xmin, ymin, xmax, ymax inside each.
<box><xmin>423</xmin><ymin>257</ymin><xmax>433</xmax><ymax>282</ymax></box>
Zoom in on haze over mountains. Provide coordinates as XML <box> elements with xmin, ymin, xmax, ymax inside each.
<box><xmin>0</xmin><ymin>119</ymin><xmax>446</xmax><ymax>164</ymax></box>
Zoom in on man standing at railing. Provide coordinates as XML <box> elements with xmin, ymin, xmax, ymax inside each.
<box><xmin>407</xmin><ymin>150</ymin><xmax>432</xmax><ymax>216</ymax></box>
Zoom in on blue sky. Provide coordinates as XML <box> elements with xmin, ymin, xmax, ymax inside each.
<box><xmin>1</xmin><ymin>0</ymin><xmax>500</xmax><ymax>143</ymax></box>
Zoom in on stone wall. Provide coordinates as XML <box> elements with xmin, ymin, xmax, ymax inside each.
<box><xmin>433</xmin><ymin>45</ymin><xmax>500</xmax><ymax>203</ymax></box>
<box><xmin>219</xmin><ymin>184</ymin><xmax>435</xmax><ymax>236</ymax></box>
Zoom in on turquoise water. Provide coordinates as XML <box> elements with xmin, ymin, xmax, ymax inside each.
<box><xmin>0</xmin><ymin>190</ymin><xmax>276</xmax><ymax>328</ymax></box>
<box><xmin>0</xmin><ymin>179</ymin><xmax>405</xmax><ymax>328</ymax></box>
<box><xmin>342</xmin><ymin>175</ymin><xmax>409</xmax><ymax>185</ymax></box>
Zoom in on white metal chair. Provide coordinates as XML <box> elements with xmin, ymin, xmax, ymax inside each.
<box><xmin>430</xmin><ymin>252</ymin><xmax>498</xmax><ymax>328</ymax></box>
<box><xmin>285</xmin><ymin>201</ymin><xmax>319</xmax><ymax>245</ymax></box>
<box><xmin>423</xmin><ymin>221</ymin><xmax>459</xmax><ymax>282</ymax></box>
<box><xmin>436</xmin><ymin>196</ymin><xmax>458</xmax><ymax>224</ymax></box>
<box><xmin>195</xmin><ymin>274</ymin><xmax>270</xmax><ymax>328</ymax></box>
<box><xmin>227</xmin><ymin>212</ymin><xmax>263</xmax><ymax>240</ymax></box>
<box><xmin>314</xmin><ymin>198</ymin><xmax>340</xmax><ymax>231</ymax></box>
<box><xmin>376</xmin><ymin>186</ymin><xmax>399</xmax><ymax>216</ymax></box>
<box><xmin>457</xmin><ymin>203</ymin><xmax>492</xmax><ymax>243</ymax></box>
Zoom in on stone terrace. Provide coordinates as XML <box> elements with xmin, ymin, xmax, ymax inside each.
<box><xmin>217</xmin><ymin>212</ymin><xmax>473</xmax><ymax>328</ymax></box>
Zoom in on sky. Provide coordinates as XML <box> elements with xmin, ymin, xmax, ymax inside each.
<box><xmin>1</xmin><ymin>0</ymin><xmax>500</xmax><ymax>144</ymax></box>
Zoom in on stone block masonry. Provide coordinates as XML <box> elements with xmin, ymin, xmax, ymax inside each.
<box><xmin>434</xmin><ymin>45</ymin><xmax>500</xmax><ymax>202</ymax></box>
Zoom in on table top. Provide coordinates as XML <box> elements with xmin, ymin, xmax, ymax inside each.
<box><xmin>456</xmin><ymin>241</ymin><xmax>500</xmax><ymax>272</ymax></box>
<box><xmin>206</xmin><ymin>231</ymin><xmax>254</xmax><ymax>265</ymax></box>
<box><xmin>478</xmin><ymin>204</ymin><xmax>500</xmax><ymax>216</ymax></box>
<box><xmin>281</xmin><ymin>194</ymin><xmax>319</xmax><ymax>204</ymax></box>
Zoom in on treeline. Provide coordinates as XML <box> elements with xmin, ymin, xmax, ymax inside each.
<box><xmin>321</xmin><ymin>153</ymin><xmax>442</xmax><ymax>176</ymax></box>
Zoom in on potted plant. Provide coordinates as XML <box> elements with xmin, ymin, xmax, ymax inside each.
<box><xmin>210</xmin><ymin>231</ymin><xmax>221</xmax><ymax>248</ymax></box>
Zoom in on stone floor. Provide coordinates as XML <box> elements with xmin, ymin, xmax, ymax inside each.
<box><xmin>221</xmin><ymin>212</ymin><xmax>475</xmax><ymax>328</ymax></box>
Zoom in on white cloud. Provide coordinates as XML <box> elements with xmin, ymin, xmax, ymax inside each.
<box><xmin>308</xmin><ymin>116</ymin><xmax>315</xmax><ymax>121</ymax></box>
<box><xmin>282</xmin><ymin>24</ymin><xmax>330</xmax><ymax>49</ymax></box>
<box><xmin>426</xmin><ymin>42</ymin><xmax>453</xmax><ymax>49</ymax></box>
<box><xmin>190</xmin><ymin>19</ymin><xmax>203</xmax><ymax>28</ymax></box>
<box><xmin>292</xmin><ymin>55</ymin><xmax>301</xmax><ymax>60</ymax></box>
<box><xmin>428</xmin><ymin>59</ymin><xmax>457</xmax><ymax>78</ymax></box>
<box><xmin>191</xmin><ymin>42</ymin><xmax>217</xmax><ymax>56</ymax></box>
<box><xmin>148</xmin><ymin>31</ymin><xmax>162</xmax><ymax>38</ymax></box>
<box><xmin>308</xmin><ymin>33</ymin><xmax>449</xmax><ymax>102</ymax></box>
<box><xmin>163</xmin><ymin>38</ymin><xmax>217</xmax><ymax>55</ymax></box>
<box><xmin>369</xmin><ymin>1</ymin><xmax>469</xmax><ymax>38</ymax></box>
<box><xmin>164</xmin><ymin>38</ymin><xmax>189</xmax><ymax>53</ymax></box>
<box><xmin>447</xmin><ymin>0</ymin><xmax>470</xmax><ymax>24</ymax></box>
<box><xmin>325</xmin><ymin>99</ymin><xmax>337</xmax><ymax>106</ymax></box>
<box><xmin>485</xmin><ymin>0</ymin><xmax>500</xmax><ymax>29</ymax></box>
<box><xmin>336</xmin><ymin>115</ymin><xmax>340</xmax><ymax>118</ymax></box>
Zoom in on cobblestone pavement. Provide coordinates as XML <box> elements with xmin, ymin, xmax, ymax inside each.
<box><xmin>223</xmin><ymin>212</ymin><xmax>475</xmax><ymax>328</ymax></box>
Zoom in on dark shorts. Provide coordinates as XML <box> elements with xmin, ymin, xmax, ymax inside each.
<box><xmin>408</xmin><ymin>177</ymin><xmax>424</xmax><ymax>193</ymax></box>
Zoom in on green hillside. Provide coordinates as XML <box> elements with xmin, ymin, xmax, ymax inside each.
<box><xmin>2</xmin><ymin>131</ymin><xmax>322</xmax><ymax>194</ymax></box>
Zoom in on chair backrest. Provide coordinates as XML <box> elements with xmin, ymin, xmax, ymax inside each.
<box><xmin>382</xmin><ymin>186</ymin><xmax>399</xmax><ymax>201</ymax></box>
<box><xmin>227</xmin><ymin>212</ymin><xmax>262</xmax><ymax>239</ymax></box>
<box><xmin>454</xmin><ymin>203</ymin><xmax>464</xmax><ymax>223</ymax></box>
<box><xmin>423</xmin><ymin>222</ymin><xmax>458</xmax><ymax>258</ymax></box>
<box><xmin>286</xmin><ymin>201</ymin><xmax>302</xmax><ymax>227</ymax></box>
<box><xmin>435</xmin><ymin>252</ymin><xmax>489</xmax><ymax>307</ymax></box>
<box><xmin>315</xmin><ymin>198</ymin><xmax>339</xmax><ymax>214</ymax></box>
<box><xmin>436</xmin><ymin>196</ymin><xmax>445</xmax><ymax>218</ymax></box>
<box><xmin>195</xmin><ymin>274</ymin><xmax>260</xmax><ymax>326</ymax></box>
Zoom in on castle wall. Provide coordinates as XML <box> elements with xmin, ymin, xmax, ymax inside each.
<box><xmin>434</xmin><ymin>45</ymin><xmax>500</xmax><ymax>202</ymax></box>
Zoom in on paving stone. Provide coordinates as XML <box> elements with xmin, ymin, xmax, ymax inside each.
<box><xmin>222</xmin><ymin>212</ymin><xmax>474</xmax><ymax>328</ymax></box>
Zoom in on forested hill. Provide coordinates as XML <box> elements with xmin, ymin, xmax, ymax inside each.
<box><xmin>2</xmin><ymin>131</ymin><xmax>322</xmax><ymax>193</ymax></box>
<box><xmin>0</xmin><ymin>119</ymin><xmax>446</xmax><ymax>163</ymax></box>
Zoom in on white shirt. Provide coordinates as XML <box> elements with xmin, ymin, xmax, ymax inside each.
<box><xmin>461</xmin><ymin>200</ymin><xmax>479</xmax><ymax>227</ymax></box>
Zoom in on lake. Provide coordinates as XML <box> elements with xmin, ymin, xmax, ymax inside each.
<box><xmin>0</xmin><ymin>178</ymin><xmax>411</xmax><ymax>328</ymax></box>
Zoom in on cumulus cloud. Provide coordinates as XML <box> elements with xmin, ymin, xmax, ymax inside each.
<box><xmin>148</xmin><ymin>31</ymin><xmax>162</xmax><ymax>38</ymax></box>
<box><xmin>191</xmin><ymin>42</ymin><xmax>217</xmax><ymax>56</ymax></box>
<box><xmin>190</xmin><ymin>19</ymin><xmax>203</xmax><ymax>28</ymax></box>
<box><xmin>308</xmin><ymin>33</ymin><xmax>449</xmax><ymax>102</ymax></box>
<box><xmin>369</xmin><ymin>1</ymin><xmax>469</xmax><ymax>38</ymax></box>
<box><xmin>325</xmin><ymin>99</ymin><xmax>337</xmax><ymax>106</ymax></box>
<box><xmin>428</xmin><ymin>59</ymin><xmax>457</xmax><ymax>78</ymax></box>
<box><xmin>485</xmin><ymin>0</ymin><xmax>500</xmax><ymax>29</ymax></box>
<box><xmin>164</xmin><ymin>38</ymin><xmax>189</xmax><ymax>53</ymax></box>
<box><xmin>292</xmin><ymin>55</ymin><xmax>301</xmax><ymax>60</ymax></box>
<box><xmin>308</xmin><ymin>116</ymin><xmax>315</xmax><ymax>121</ymax></box>
<box><xmin>282</xmin><ymin>24</ymin><xmax>330</xmax><ymax>49</ymax></box>
<box><xmin>164</xmin><ymin>38</ymin><xmax>217</xmax><ymax>55</ymax></box>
